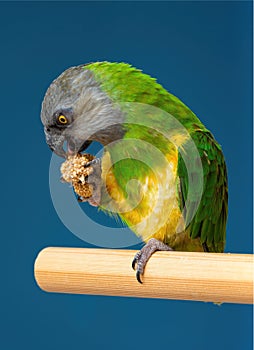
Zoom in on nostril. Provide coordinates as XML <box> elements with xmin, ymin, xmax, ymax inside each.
<box><xmin>46</xmin><ymin>128</ymin><xmax>50</xmax><ymax>132</ymax></box>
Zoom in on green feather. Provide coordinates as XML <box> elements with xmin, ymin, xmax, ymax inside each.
<box><xmin>84</xmin><ymin>62</ymin><xmax>228</xmax><ymax>253</ymax></box>
<box><xmin>178</xmin><ymin>131</ymin><xmax>228</xmax><ymax>252</ymax></box>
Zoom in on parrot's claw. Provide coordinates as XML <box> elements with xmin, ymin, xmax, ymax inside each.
<box><xmin>132</xmin><ymin>252</ymin><xmax>144</xmax><ymax>283</ymax></box>
<box><xmin>131</xmin><ymin>257</ymin><xmax>137</xmax><ymax>270</ymax></box>
<box><xmin>136</xmin><ymin>271</ymin><xmax>143</xmax><ymax>284</ymax></box>
<box><xmin>84</xmin><ymin>158</ymin><xmax>101</xmax><ymax>168</ymax></box>
<box><xmin>132</xmin><ymin>238</ymin><xmax>173</xmax><ymax>284</ymax></box>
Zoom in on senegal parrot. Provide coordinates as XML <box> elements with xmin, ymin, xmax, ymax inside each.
<box><xmin>41</xmin><ymin>62</ymin><xmax>228</xmax><ymax>283</ymax></box>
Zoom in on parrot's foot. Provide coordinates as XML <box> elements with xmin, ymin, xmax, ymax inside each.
<box><xmin>132</xmin><ymin>238</ymin><xmax>173</xmax><ymax>284</ymax></box>
<box><xmin>81</xmin><ymin>158</ymin><xmax>102</xmax><ymax>206</ymax></box>
<box><xmin>85</xmin><ymin>158</ymin><xmax>101</xmax><ymax>168</ymax></box>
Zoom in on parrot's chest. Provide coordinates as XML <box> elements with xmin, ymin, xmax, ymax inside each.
<box><xmin>101</xmin><ymin>151</ymin><xmax>183</xmax><ymax>243</ymax></box>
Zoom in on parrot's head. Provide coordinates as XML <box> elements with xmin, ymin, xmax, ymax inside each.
<box><xmin>41</xmin><ymin>65</ymin><xmax>124</xmax><ymax>157</ymax></box>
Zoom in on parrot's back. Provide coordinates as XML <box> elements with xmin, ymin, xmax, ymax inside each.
<box><xmin>85</xmin><ymin>62</ymin><xmax>228</xmax><ymax>252</ymax></box>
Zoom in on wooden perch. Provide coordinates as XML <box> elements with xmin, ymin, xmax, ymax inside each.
<box><xmin>34</xmin><ymin>247</ymin><xmax>253</xmax><ymax>304</ymax></box>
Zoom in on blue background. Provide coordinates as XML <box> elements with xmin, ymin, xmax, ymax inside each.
<box><xmin>1</xmin><ymin>1</ymin><xmax>252</xmax><ymax>349</ymax></box>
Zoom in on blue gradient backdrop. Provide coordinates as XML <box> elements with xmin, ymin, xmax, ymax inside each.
<box><xmin>1</xmin><ymin>2</ymin><xmax>252</xmax><ymax>350</ymax></box>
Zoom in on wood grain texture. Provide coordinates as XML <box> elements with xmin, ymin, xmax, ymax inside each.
<box><xmin>34</xmin><ymin>247</ymin><xmax>253</xmax><ymax>304</ymax></box>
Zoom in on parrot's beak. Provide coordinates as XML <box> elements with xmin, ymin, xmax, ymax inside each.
<box><xmin>53</xmin><ymin>143</ymin><xmax>67</xmax><ymax>158</ymax></box>
<box><xmin>67</xmin><ymin>139</ymin><xmax>92</xmax><ymax>155</ymax></box>
<box><xmin>50</xmin><ymin>139</ymin><xmax>92</xmax><ymax>158</ymax></box>
<box><xmin>44</xmin><ymin>129</ymin><xmax>66</xmax><ymax>158</ymax></box>
<box><xmin>45</xmin><ymin>127</ymin><xmax>92</xmax><ymax>158</ymax></box>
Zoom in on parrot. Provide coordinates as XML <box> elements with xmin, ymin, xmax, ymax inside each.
<box><xmin>41</xmin><ymin>62</ymin><xmax>228</xmax><ymax>283</ymax></box>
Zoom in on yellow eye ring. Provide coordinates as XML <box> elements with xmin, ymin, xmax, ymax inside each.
<box><xmin>58</xmin><ymin>115</ymin><xmax>68</xmax><ymax>125</ymax></box>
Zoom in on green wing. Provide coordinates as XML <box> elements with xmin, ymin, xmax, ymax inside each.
<box><xmin>177</xmin><ymin>130</ymin><xmax>228</xmax><ymax>252</ymax></box>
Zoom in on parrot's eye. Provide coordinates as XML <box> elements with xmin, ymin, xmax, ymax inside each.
<box><xmin>57</xmin><ymin>115</ymin><xmax>68</xmax><ymax>125</ymax></box>
<box><xmin>53</xmin><ymin>108</ymin><xmax>73</xmax><ymax>126</ymax></box>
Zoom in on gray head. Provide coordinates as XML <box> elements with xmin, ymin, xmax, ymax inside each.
<box><xmin>41</xmin><ymin>65</ymin><xmax>123</xmax><ymax>157</ymax></box>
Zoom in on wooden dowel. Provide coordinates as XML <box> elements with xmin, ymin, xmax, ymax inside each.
<box><xmin>34</xmin><ymin>247</ymin><xmax>253</xmax><ymax>304</ymax></box>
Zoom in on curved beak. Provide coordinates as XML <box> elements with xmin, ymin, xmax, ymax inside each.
<box><xmin>45</xmin><ymin>129</ymin><xmax>92</xmax><ymax>158</ymax></box>
<box><xmin>53</xmin><ymin>143</ymin><xmax>67</xmax><ymax>158</ymax></box>
<box><xmin>67</xmin><ymin>139</ymin><xmax>92</xmax><ymax>155</ymax></box>
<box><xmin>45</xmin><ymin>130</ymin><xmax>66</xmax><ymax>158</ymax></box>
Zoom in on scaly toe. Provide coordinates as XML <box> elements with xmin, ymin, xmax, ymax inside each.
<box><xmin>131</xmin><ymin>238</ymin><xmax>173</xmax><ymax>283</ymax></box>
